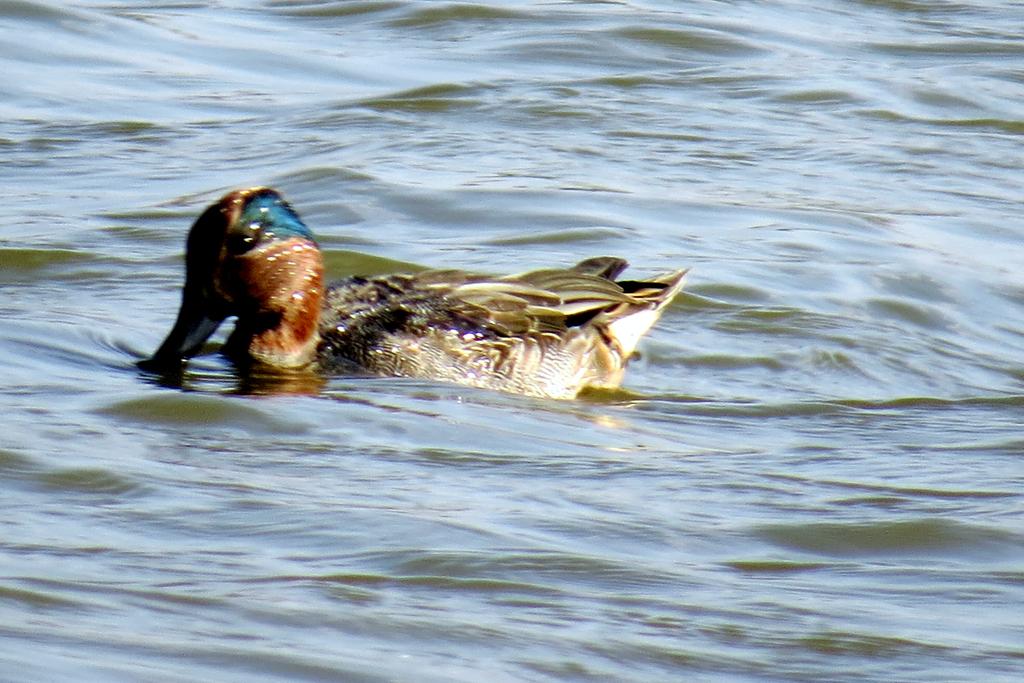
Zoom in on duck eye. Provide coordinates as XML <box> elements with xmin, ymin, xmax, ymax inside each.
<box><xmin>226</xmin><ymin>221</ymin><xmax>262</xmax><ymax>255</ymax></box>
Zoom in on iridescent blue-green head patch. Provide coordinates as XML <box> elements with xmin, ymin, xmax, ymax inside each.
<box><xmin>236</xmin><ymin>188</ymin><xmax>315</xmax><ymax>243</ymax></box>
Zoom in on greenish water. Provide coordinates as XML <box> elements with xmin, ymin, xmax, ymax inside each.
<box><xmin>2</xmin><ymin>1</ymin><xmax>1023</xmax><ymax>681</ymax></box>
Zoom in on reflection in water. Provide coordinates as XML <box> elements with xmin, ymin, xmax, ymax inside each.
<box><xmin>138</xmin><ymin>351</ymin><xmax>329</xmax><ymax>396</ymax></box>
<box><xmin>233</xmin><ymin>367</ymin><xmax>329</xmax><ymax>397</ymax></box>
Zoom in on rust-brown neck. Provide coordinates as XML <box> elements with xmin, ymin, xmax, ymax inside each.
<box><xmin>230</xmin><ymin>238</ymin><xmax>324</xmax><ymax>368</ymax></box>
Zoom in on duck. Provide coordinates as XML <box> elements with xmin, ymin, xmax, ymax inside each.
<box><xmin>139</xmin><ymin>187</ymin><xmax>687</xmax><ymax>399</ymax></box>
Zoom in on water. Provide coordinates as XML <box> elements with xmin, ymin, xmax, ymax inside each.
<box><xmin>2</xmin><ymin>1</ymin><xmax>1023</xmax><ymax>681</ymax></box>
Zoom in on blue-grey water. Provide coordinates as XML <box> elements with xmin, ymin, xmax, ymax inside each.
<box><xmin>2</xmin><ymin>1</ymin><xmax>1024</xmax><ymax>681</ymax></box>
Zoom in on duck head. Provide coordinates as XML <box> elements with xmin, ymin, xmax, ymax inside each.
<box><xmin>141</xmin><ymin>187</ymin><xmax>324</xmax><ymax>371</ymax></box>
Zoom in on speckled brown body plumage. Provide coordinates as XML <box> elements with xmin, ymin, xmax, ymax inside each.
<box><xmin>314</xmin><ymin>261</ymin><xmax>686</xmax><ymax>399</ymax></box>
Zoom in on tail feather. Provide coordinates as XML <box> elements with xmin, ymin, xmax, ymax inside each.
<box><xmin>602</xmin><ymin>269</ymin><xmax>687</xmax><ymax>358</ymax></box>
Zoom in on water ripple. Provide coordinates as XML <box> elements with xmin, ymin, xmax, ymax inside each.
<box><xmin>756</xmin><ymin>519</ymin><xmax>1024</xmax><ymax>559</ymax></box>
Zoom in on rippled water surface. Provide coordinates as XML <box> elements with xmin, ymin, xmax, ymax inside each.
<box><xmin>2</xmin><ymin>1</ymin><xmax>1024</xmax><ymax>681</ymax></box>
